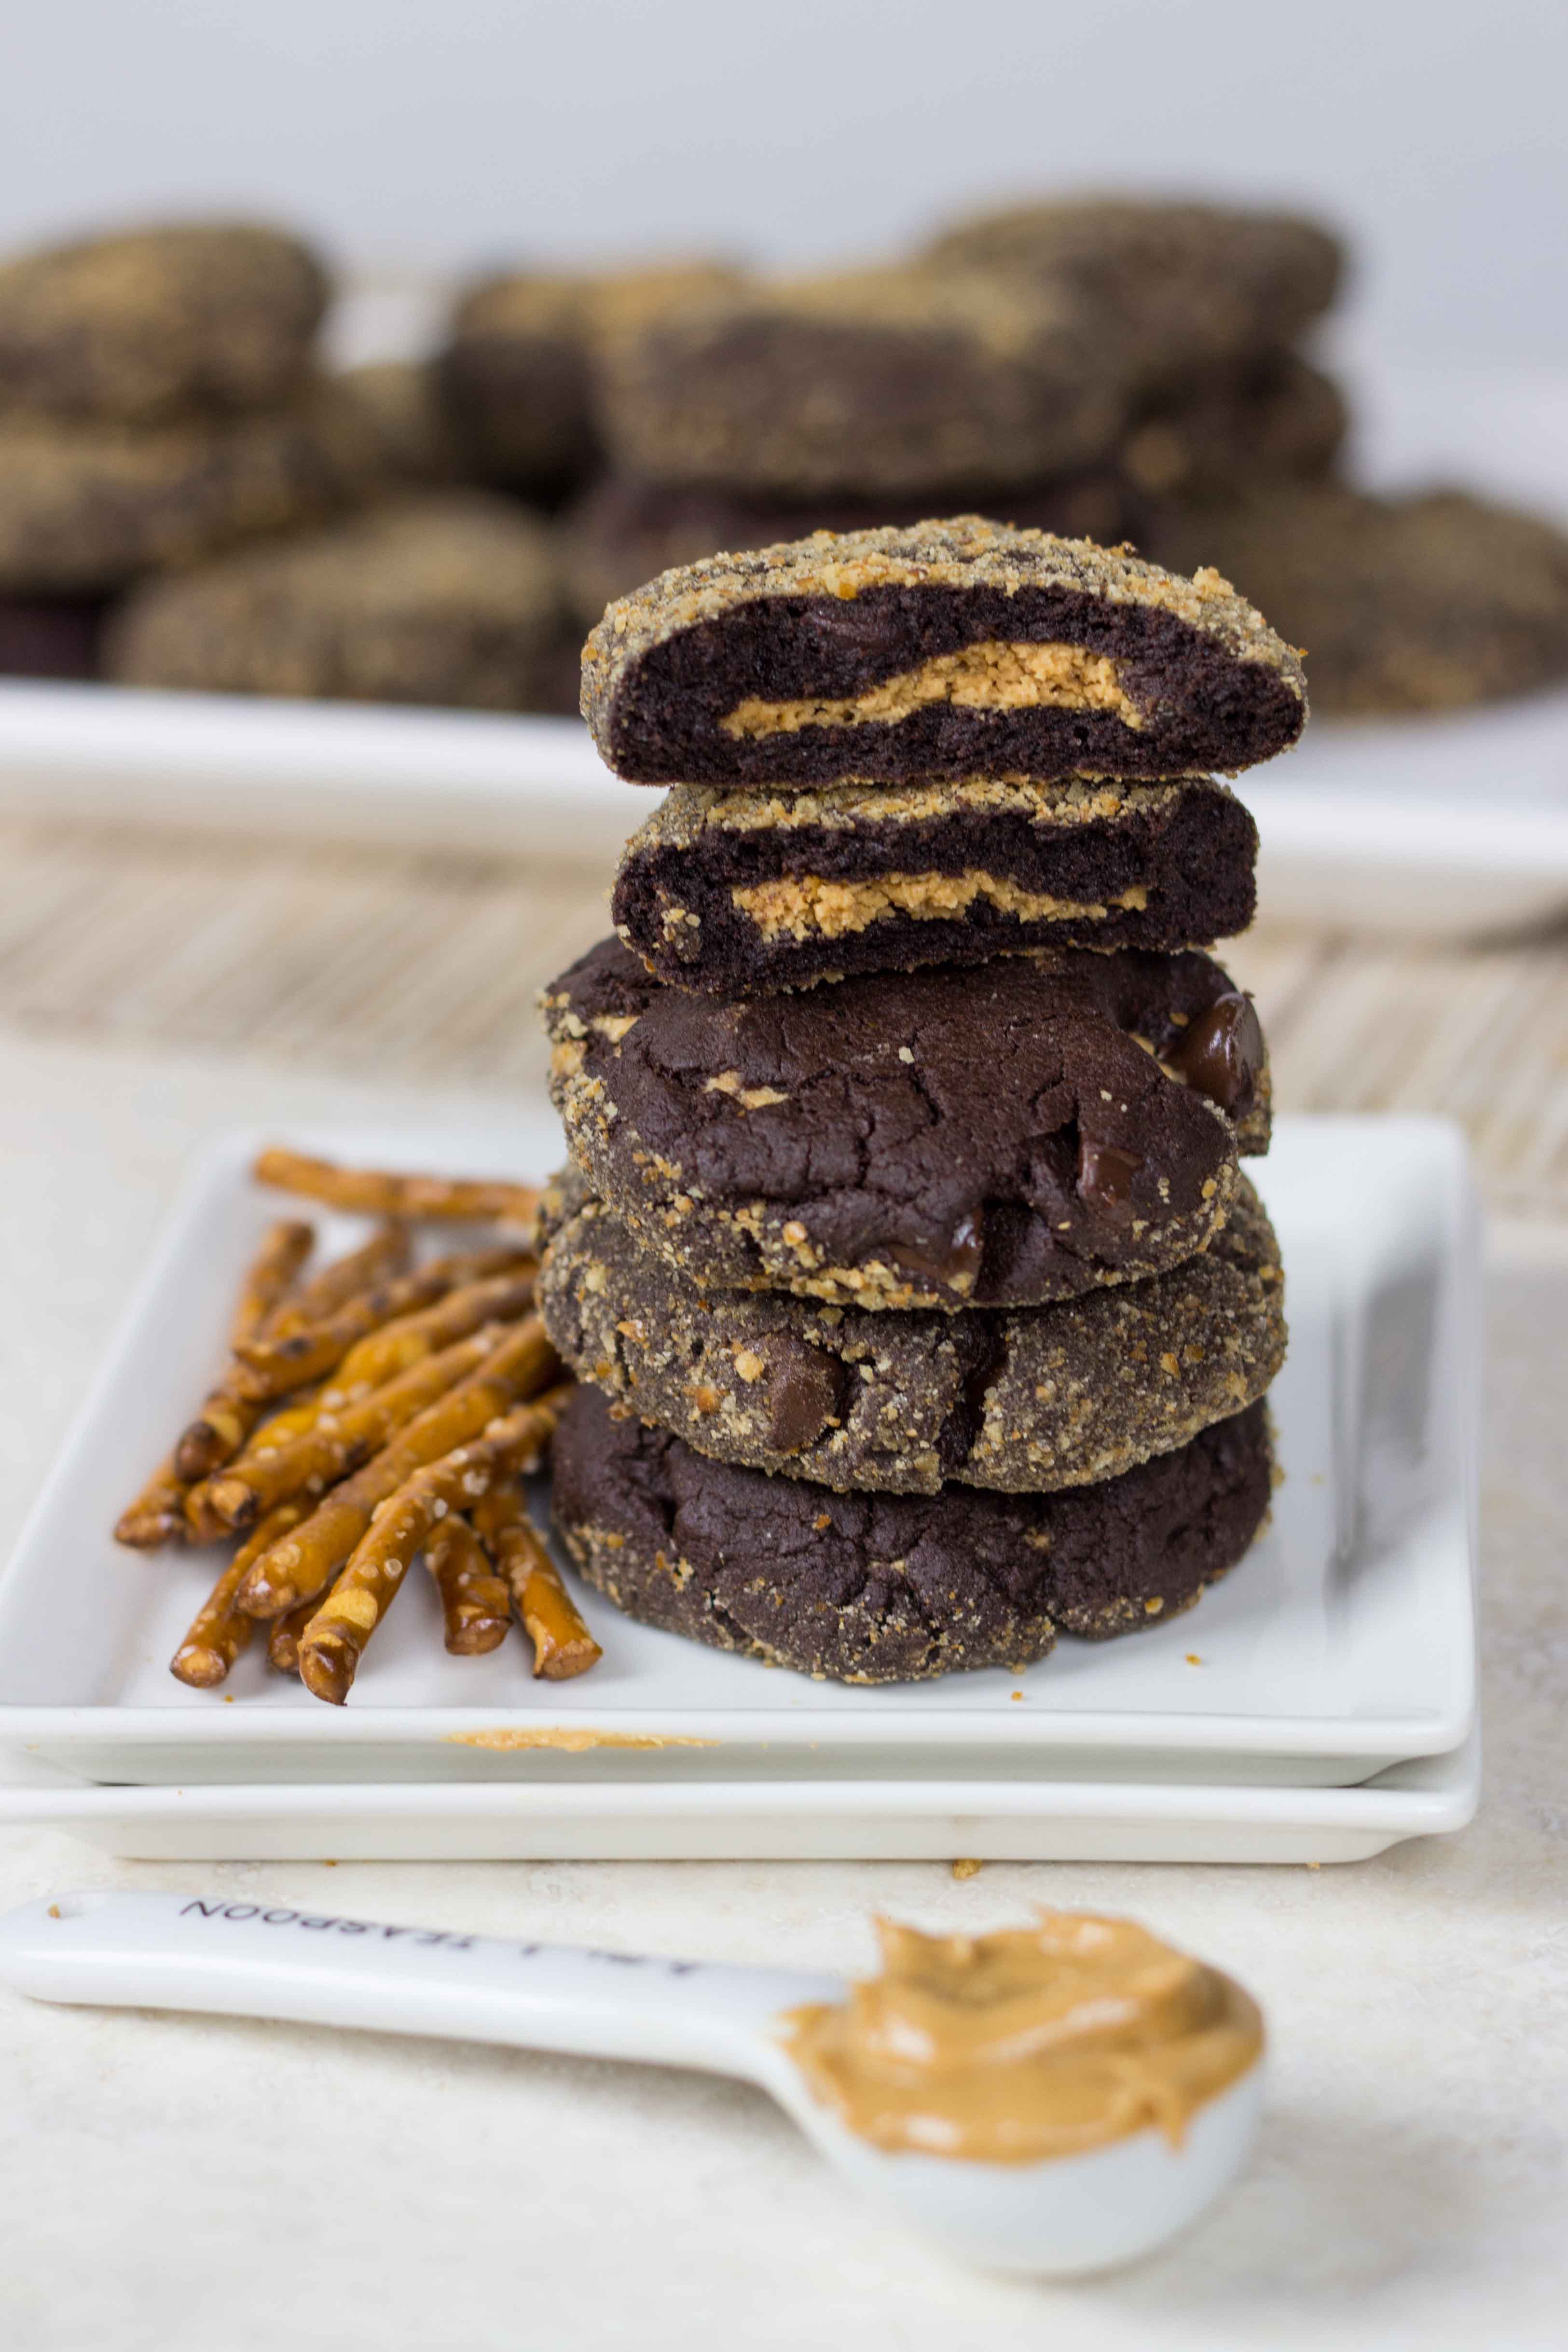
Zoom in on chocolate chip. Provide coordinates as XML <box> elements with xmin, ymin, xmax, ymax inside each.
<box><xmin>763</xmin><ymin>1339</ymin><xmax>842</xmax><ymax>1453</ymax></box>
<box><xmin>1170</xmin><ymin>992</ymin><xmax>1264</xmax><ymax>1117</ymax></box>
<box><xmin>891</xmin><ymin>1209</ymin><xmax>986</xmax><ymax>1294</ymax></box>
<box><xmin>1077</xmin><ymin>1137</ymin><xmax>1141</xmax><ymax>1215</ymax></box>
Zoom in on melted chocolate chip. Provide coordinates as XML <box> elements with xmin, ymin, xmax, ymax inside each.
<box><xmin>1077</xmin><ymin>1138</ymin><xmax>1142</xmax><ymax>1216</ymax></box>
<box><xmin>891</xmin><ymin>1209</ymin><xmax>986</xmax><ymax>1295</ymax></box>
<box><xmin>1170</xmin><ymin>992</ymin><xmax>1264</xmax><ymax>1117</ymax></box>
<box><xmin>763</xmin><ymin>1340</ymin><xmax>843</xmax><ymax>1453</ymax></box>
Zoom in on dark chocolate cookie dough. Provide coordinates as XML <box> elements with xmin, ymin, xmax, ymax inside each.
<box><xmin>439</xmin><ymin>261</ymin><xmax>743</xmax><ymax>501</ymax></box>
<box><xmin>582</xmin><ymin>518</ymin><xmax>1307</xmax><ymax>788</ymax></box>
<box><xmin>595</xmin><ymin>268</ymin><xmax>1132</xmax><ymax>501</ymax></box>
<box><xmin>0</xmin><ymin>593</ymin><xmax>108</xmax><ymax>679</ymax></box>
<box><xmin>0</xmin><ymin>222</ymin><xmax>328</xmax><ymax>426</ymax></box>
<box><xmin>1154</xmin><ymin>484</ymin><xmax>1568</xmax><ymax>715</ymax></box>
<box><xmin>0</xmin><ymin>385</ymin><xmax>374</xmax><ymax>593</ymax></box>
<box><xmin>552</xmin><ymin>1383</ymin><xmax>1273</xmax><ymax>1682</ymax></box>
<box><xmin>332</xmin><ymin>361</ymin><xmax>463</xmax><ymax>489</ymax></box>
<box><xmin>559</xmin><ymin>470</ymin><xmax>1152</xmax><ymax>633</ymax></box>
<box><xmin>106</xmin><ymin>494</ymin><xmax>566</xmax><ymax>709</ymax></box>
<box><xmin>922</xmin><ymin>199</ymin><xmax>1343</xmax><ymax>388</ymax></box>
<box><xmin>541</xmin><ymin>935</ymin><xmax>1269</xmax><ymax>1311</ymax></box>
<box><xmin>539</xmin><ymin>1176</ymin><xmax>1285</xmax><ymax>1495</ymax></box>
<box><xmin>1120</xmin><ymin>350</ymin><xmax>1347</xmax><ymax>503</ymax></box>
<box><xmin>612</xmin><ymin>774</ymin><xmax>1257</xmax><ymax>994</ymax></box>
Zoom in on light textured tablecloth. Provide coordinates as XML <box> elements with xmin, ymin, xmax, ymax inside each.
<box><xmin>2</xmin><ymin>1025</ymin><xmax>1565</xmax><ymax>2352</ymax></box>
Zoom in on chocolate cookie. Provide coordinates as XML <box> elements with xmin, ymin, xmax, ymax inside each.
<box><xmin>0</xmin><ymin>593</ymin><xmax>108</xmax><ymax>679</ymax></box>
<box><xmin>1120</xmin><ymin>351</ymin><xmax>1347</xmax><ymax>503</ymax></box>
<box><xmin>582</xmin><ymin>518</ymin><xmax>1307</xmax><ymax>787</ymax></box>
<box><xmin>596</xmin><ymin>268</ymin><xmax>1131</xmax><ymax>501</ymax></box>
<box><xmin>541</xmin><ymin>935</ymin><xmax>1269</xmax><ymax>1311</ymax></box>
<box><xmin>1153</xmin><ymin>484</ymin><xmax>1568</xmax><ymax>715</ymax></box>
<box><xmin>0</xmin><ymin>385</ymin><xmax>374</xmax><ymax>593</ymax></box>
<box><xmin>612</xmin><ymin>774</ymin><xmax>1257</xmax><ymax>994</ymax></box>
<box><xmin>333</xmin><ymin>361</ymin><xmax>463</xmax><ymax>488</ymax></box>
<box><xmin>0</xmin><ymin>222</ymin><xmax>328</xmax><ymax>426</ymax></box>
<box><xmin>551</xmin><ymin>1384</ymin><xmax>1273</xmax><ymax>1682</ymax></box>
<box><xmin>560</xmin><ymin>470</ymin><xmax>1152</xmax><ymax>633</ymax></box>
<box><xmin>439</xmin><ymin>261</ymin><xmax>744</xmax><ymax>502</ymax></box>
<box><xmin>106</xmin><ymin>494</ymin><xmax>567</xmax><ymax>710</ymax></box>
<box><xmin>922</xmin><ymin>199</ymin><xmax>1343</xmax><ymax>388</ymax></box>
<box><xmin>539</xmin><ymin>1175</ymin><xmax>1285</xmax><ymax>1494</ymax></box>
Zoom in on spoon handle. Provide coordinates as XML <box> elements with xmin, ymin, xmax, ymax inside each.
<box><xmin>0</xmin><ymin>1890</ymin><xmax>841</xmax><ymax>2083</ymax></box>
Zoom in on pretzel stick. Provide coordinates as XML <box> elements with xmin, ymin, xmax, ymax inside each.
<box><xmin>168</xmin><ymin>1501</ymin><xmax>309</xmax><ymax>1689</ymax></box>
<box><xmin>115</xmin><ymin>1457</ymin><xmax>191</xmax><ymax>1550</ymax></box>
<box><xmin>473</xmin><ymin>1486</ymin><xmax>602</xmax><ymax>1681</ymax></box>
<box><xmin>192</xmin><ymin>1320</ymin><xmax>528</xmax><ymax>1533</ymax></box>
<box><xmin>298</xmin><ymin>1398</ymin><xmax>570</xmax><ymax>1705</ymax></box>
<box><xmin>318</xmin><ymin>1268</ymin><xmax>536</xmax><ymax>1401</ymax></box>
<box><xmin>118</xmin><ymin>1223</ymin><xmax>318</xmax><ymax>1548</ymax></box>
<box><xmin>255</xmin><ymin>1148</ymin><xmax>541</xmax><ymax>1226</ymax></box>
<box><xmin>232</xmin><ymin>1246</ymin><xmax>525</xmax><ymax>1401</ymax></box>
<box><xmin>230</xmin><ymin>1220</ymin><xmax>315</xmax><ymax>1344</ymax></box>
<box><xmin>236</xmin><ymin>1383</ymin><xmax>332</xmax><ymax>1458</ymax></box>
<box><xmin>182</xmin><ymin>1385</ymin><xmax>338</xmax><ymax>1538</ymax></box>
<box><xmin>425</xmin><ymin>1513</ymin><xmax>512</xmax><ymax>1655</ymax></box>
<box><xmin>266</xmin><ymin>1592</ymin><xmax>321</xmax><ymax>1677</ymax></box>
<box><xmin>284</xmin><ymin>1222</ymin><xmax>412</xmax><ymax>1320</ymax></box>
<box><xmin>174</xmin><ymin>1224</ymin><xmax>409</xmax><ymax>1481</ymax></box>
<box><xmin>236</xmin><ymin>1345</ymin><xmax>566</xmax><ymax>1620</ymax></box>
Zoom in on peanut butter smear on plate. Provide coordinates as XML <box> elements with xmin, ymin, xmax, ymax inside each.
<box><xmin>779</xmin><ymin>1911</ymin><xmax>1263</xmax><ymax>2165</ymax></box>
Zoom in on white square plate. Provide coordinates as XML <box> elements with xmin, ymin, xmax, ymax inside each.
<box><xmin>0</xmin><ymin>1111</ymin><xmax>1477</xmax><ymax>1789</ymax></box>
<box><xmin>0</xmin><ymin>1730</ymin><xmax>1480</xmax><ymax>1868</ymax></box>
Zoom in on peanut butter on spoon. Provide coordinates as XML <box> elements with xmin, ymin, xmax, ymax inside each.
<box><xmin>780</xmin><ymin>1911</ymin><xmax>1263</xmax><ymax>2167</ymax></box>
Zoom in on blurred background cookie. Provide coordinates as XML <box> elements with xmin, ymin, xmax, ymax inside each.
<box><xmin>105</xmin><ymin>492</ymin><xmax>569</xmax><ymax>710</ymax></box>
<box><xmin>330</xmin><ymin>360</ymin><xmax>464</xmax><ymax>491</ymax></box>
<box><xmin>0</xmin><ymin>221</ymin><xmax>329</xmax><ymax>426</ymax></box>
<box><xmin>593</xmin><ymin>266</ymin><xmax>1133</xmax><ymax>500</ymax></box>
<box><xmin>0</xmin><ymin>384</ymin><xmax>376</xmax><ymax>594</ymax></box>
<box><xmin>438</xmin><ymin>260</ymin><xmax>744</xmax><ymax>504</ymax></box>
<box><xmin>922</xmin><ymin>198</ymin><xmax>1345</xmax><ymax>387</ymax></box>
<box><xmin>1155</xmin><ymin>483</ymin><xmax>1568</xmax><ymax>713</ymax></box>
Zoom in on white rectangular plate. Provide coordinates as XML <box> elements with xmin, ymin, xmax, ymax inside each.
<box><xmin>0</xmin><ymin>1729</ymin><xmax>1480</xmax><ymax>1866</ymax></box>
<box><xmin>3</xmin><ymin>674</ymin><xmax>1568</xmax><ymax>936</ymax></box>
<box><xmin>0</xmin><ymin>1110</ymin><xmax>1478</xmax><ymax>1787</ymax></box>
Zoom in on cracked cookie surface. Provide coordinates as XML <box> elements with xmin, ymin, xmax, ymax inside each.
<box><xmin>539</xmin><ymin>1175</ymin><xmax>1285</xmax><ymax>1494</ymax></box>
<box><xmin>540</xmin><ymin>935</ymin><xmax>1269</xmax><ymax>1312</ymax></box>
<box><xmin>551</xmin><ymin>1383</ymin><xmax>1273</xmax><ymax>1683</ymax></box>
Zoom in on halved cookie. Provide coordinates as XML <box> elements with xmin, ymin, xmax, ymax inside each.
<box><xmin>582</xmin><ymin>517</ymin><xmax>1306</xmax><ymax>787</ymax></box>
<box><xmin>612</xmin><ymin>774</ymin><xmax>1257</xmax><ymax>993</ymax></box>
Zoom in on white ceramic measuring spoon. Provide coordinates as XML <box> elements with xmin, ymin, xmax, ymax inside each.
<box><xmin>0</xmin><ymin>1889</ymin><xmax>1262</xmax><ymax>2277</ymax></box>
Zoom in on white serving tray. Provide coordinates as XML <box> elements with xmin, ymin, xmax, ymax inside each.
<box><xmin>2</xmin><ymin>673</ymin><xmax>1568</xmax><ymax>935</ymax></box>
<box><xmin>0</xmin><ymin>1111</ymin><xmax>1478</xmax><ymax>1790</ymax></box>
<box><xmin>0</xmin><ymin>1728</ymin><xmax>1480</xmax><ymax>1866</ymax></box>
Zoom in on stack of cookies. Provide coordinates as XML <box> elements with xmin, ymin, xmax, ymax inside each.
<box><xmin>537</xmin><ymin>517</ymin><xmax>1302</xmax><ymax>1684</ymax></box>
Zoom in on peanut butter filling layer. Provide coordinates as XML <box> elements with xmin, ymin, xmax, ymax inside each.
<box><xmin>781</xmin><ymin>1911</ymin><xmax>1263</xmax><ymax>2165</ymax></box>
<box><xmin>719</xmin><ymin>640</ymin><xmax>1144</xmax><ymax>740</ymax></box>
<box><xmin>733</xmin><ymin>868</ymin><xmax>1150</xmax><ymax>943</ymax></box>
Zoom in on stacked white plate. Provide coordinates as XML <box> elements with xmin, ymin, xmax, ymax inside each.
<box><xmin>0</xmin><ymin>1110</ymin><xmax>1480</xmax><ymax>1864</ymax></box>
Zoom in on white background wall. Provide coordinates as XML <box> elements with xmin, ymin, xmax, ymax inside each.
<box><xmin>0</xmin><ymin>0</ymin><xmax>1564</xmax><ymax>363</ymax></box>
